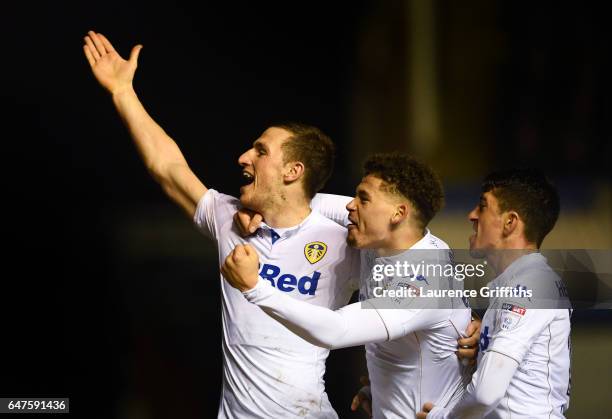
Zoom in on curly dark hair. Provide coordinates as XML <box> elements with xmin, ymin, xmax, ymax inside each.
<box><xmin>482</xmin><ymin>168</ymin><xmax>560</xmax><ymax>247</ymax></box>
<box><xmin>364</xmin><ymin>153</ymin><xmax>444</xmax><ymax>228</ymax></box>
<box><xmin>272</xmin><ymin>122</ymin><xmax>335</xmax><ymax>199</ymax></box>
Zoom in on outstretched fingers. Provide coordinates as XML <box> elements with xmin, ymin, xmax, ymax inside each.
<box><xmin>83</xmin><ymin>45</ymin><xmax>96</xmax><ymax>66</ymax></box>
<box><xmin>84</xmin><ymin>35</ymin><xmax>101</xmax><ymax>60</ymax></box>
<box><xmin>88</xmin><ymin>31</ymin><xmax>108</xmax><ymax>55</ymax></box>
<box><xmin>97</xmin><ymin>33</ymin><xmax>116</xmax><ymax>54</ymax></box>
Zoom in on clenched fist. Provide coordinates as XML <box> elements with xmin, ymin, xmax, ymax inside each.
<box><xmin>221</xmin><ymin>244</ymin><xmax>260</xmax><ymax>292</ymax></box>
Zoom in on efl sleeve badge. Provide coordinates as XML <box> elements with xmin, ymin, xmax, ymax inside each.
<box><xmin>305</xmin><ymin>241</ymin><xmax>328</xmax><ymax>264</ymax></box>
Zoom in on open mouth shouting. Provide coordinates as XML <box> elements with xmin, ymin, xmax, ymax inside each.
<box><xmin>239</xmin><ymin>170</ymin><xmax>256</xmax><ymax>198</ymax></box>
<box><xmin>241</xmin><ymin>170</ymin><xmax>255</xmax><ymax>186</ymax></box>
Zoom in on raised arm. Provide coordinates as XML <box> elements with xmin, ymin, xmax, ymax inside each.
<box><xmin>83</xmin><ymin>31</ymin><xmax>207</xmax><ymax>217</ymax></box>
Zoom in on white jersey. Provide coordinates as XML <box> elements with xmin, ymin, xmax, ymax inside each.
<box><xmin>194</xmin><ymin>189</ymin><xmax>359</xmax><ymax>418</ymax></box>
<box><xmin>361</xmin><ymin>232</ymin><xmax>472</xmax><ymax>419</ymax></box>
<box><xmin>477</xmin><ymin>253</ymin><xmax>571</xmax><ymax>418</ymax></box>
<box><xmin>311</xmin><ymin>194</ymin><xmax>472</xmax><ymax>419</ymax></box>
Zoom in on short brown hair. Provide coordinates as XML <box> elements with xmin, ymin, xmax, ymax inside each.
<box><xmin>482</xmin><ymin>168</ymin><xmax>560</xmax><ymax>247</ymax></box>
<box><xmin>364</xmin><ymin>153</ymin><xmax>444</xmax><ymax>228</ymax></box>
<box><xmin>273</xmin><ymin>122</ymin><xmax>335</xmax><ymax>199</ymax></box>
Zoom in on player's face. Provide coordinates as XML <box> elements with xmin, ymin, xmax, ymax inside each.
<box><xmin>238</xmin><ymin>127</ymin><xmax>291</xmax><ymax>211</ymax></box>
<box><xmin>468</xmin><ymin>191</ymin><xmax>505</xmax><ymax>256</ymax></box>
<box><xmin>346</xmin><ymin>175</ymin><xmax>398</xmax><ymax>249</ymax></box>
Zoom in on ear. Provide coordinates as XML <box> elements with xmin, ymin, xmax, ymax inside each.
<box><xmin>283</xmin><ymin>161</ymin><xmax>305</xmax><ymax>183</ymax></box>
<box><xmin>502</xmin><ymin>211</ymin><xmax>520</xmax><ymax>237</ymax></box>
<box><xmin>390</xmin><ymin>203</ymin><xmax>410</xmax><ymax>225</ymax></box>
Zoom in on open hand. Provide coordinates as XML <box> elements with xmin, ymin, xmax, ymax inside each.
<box><xmin>83</xmin><ymin>30</ymin><xmax>142</xmax><ymax>95</ymax></box>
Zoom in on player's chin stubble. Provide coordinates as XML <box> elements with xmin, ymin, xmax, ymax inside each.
<box><xmin>346</xmin><ymin>231</ymin><xmax>360</xmax><ymax>249</ymax></box>
<box><xmin>347</xmin><ymin>238</ymin><xmax>355</xmax><ymax>248</ymax></box>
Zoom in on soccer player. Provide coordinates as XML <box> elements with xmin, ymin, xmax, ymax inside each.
<box><xmin>83</xmin><ymin>31</ymin><xmax>360</xmax><ymax>418</ymax></box>
<box><xmin>417</xmin><ymin>168</ymin><xmax>571</xmax><ymax>419</ymax></box>
<box><xmin>222</xmin><ymin>154</ymin><xmax>475</xmax><ymax>418</ymax></box>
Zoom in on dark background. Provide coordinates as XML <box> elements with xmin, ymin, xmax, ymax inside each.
<box><xmin>3</xmin><ymin>1</ymin><xmax>609</xmax><ymax>418</ymax></box>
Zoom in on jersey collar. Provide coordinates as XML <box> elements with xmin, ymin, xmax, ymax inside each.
<box><xmin>371</xmin><ymin>228</ymin><xmax>435</xmax><ymax>264</ymax></box>
<box><xmin>493</xmin><ymin>252</ymin><xmax>545</xmax><ymax>286</ymax></box>
<box><xmin>257</xmin><ymin>209</ymin><xmax>317</xmax><ymax>243</ymax></box>
<box><xmin>410</xmin><ymin>228</ymin><xmax>433</xmax><ymax>250</ymax></box>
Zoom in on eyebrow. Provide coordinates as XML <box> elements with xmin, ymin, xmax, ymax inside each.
<box><xmin>253</xmin><ymin>140</ymin><xmax>268</xmax><ymax>152</ymax></box>
<box><xmin>357</xmin><ymin>188</ymin><xmax>371</xmax><ymax>199</ymax></box>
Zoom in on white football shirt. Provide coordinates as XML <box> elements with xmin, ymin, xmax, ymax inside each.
<box><xmin>361</xmin><ymin>233</ymin><xmax>472</xmax><ymax>419</ymax></box>
<box><xmin>194</xmin><ymin>189</ymin><xmax>359</xmax><ymax>418</ymax></box>
<box><xmin>311</xmin><ymin>194</ymin><xmax>472</xmax><ymax>419</ymax></box>
<box><xmin>477</xmin><ymin>252</ymin><xmax>571</xmax><ymax>418</ymax></box>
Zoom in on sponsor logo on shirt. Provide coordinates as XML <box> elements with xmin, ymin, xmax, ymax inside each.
<box><xmin>501</xmin><ymin>303</ymin><xmax>526</xmax><ymax>316</ymax></box>
<box><xmin>499</xmin><ymin>310</ymin><xmax>522</xmax><ymax>331</ymax></box>
<box><xmin>498</xmin><ymin>303</ymin><xmax>526</xmax><ymax>331</ymax></box>
<box><xmin>259</xmin><ymin>263</ymin><xmax>320</xmax><ymax>295</ymax></box>
<box><xmin>304</xmin><ymin>241</ymin><xmax>327</xmax><ymax>264</ymax></box>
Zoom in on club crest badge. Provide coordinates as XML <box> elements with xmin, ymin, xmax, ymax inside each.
<box><xmin>304</xmin><ymin>241</ymin><xmax>327</xmax><ymax>264</ymax></box>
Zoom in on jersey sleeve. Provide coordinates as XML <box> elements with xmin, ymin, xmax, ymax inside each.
<box><xmin>487</xmin><ymin>266</ymin><xmax>566</xmax><ymax>363</ymax></box>
<box><xmin>244</xmin><ymin>278</ymin><xmax>388</xmax><ymax>349</ymax></box>
<box><xmin>310</xmin><ymin>193</ymin><xmax>352</xmax><ymax>227</ymax></box>
<box><xmin>193</xmin><ymin>189</ymin><xmax>240</xmax><ymax>241</ymax></box>
<box><xmin>244</xmin><ymin>278</ymin><xmax>455</xmax><ymax>348</ymax></box>
<box><xmin>487</xmin><ymin>306</ymin><xmax>556</xmax><ymax>363</ymax></box>
<box><xmin>364</xmin><ymin>304</ymin><xmax>451</xmax><ymax>341</ymax></box>
<box><xmin>440</xmin><ymin>350</ymin><xmax>520</xmax><ymax>419</ymax></box>
<box><xmin>363</xmin><ymin>251</ymin><xmax>463</xmax><ymax>340</ymax></box>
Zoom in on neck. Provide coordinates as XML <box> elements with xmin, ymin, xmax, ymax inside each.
<box><xmin>376</xmin><ymin>227</ymin><xmax>425</xmax><ymax>257</ymax></box>
<box><xmin>260</xmin><ymin>195</ymin><xmax>312</xmax><ymax>228</ymax></box>
<box><xmin>487</xmin><ymin>243</ymin><xmax>538</xmax><ymax>275</ymax></box>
